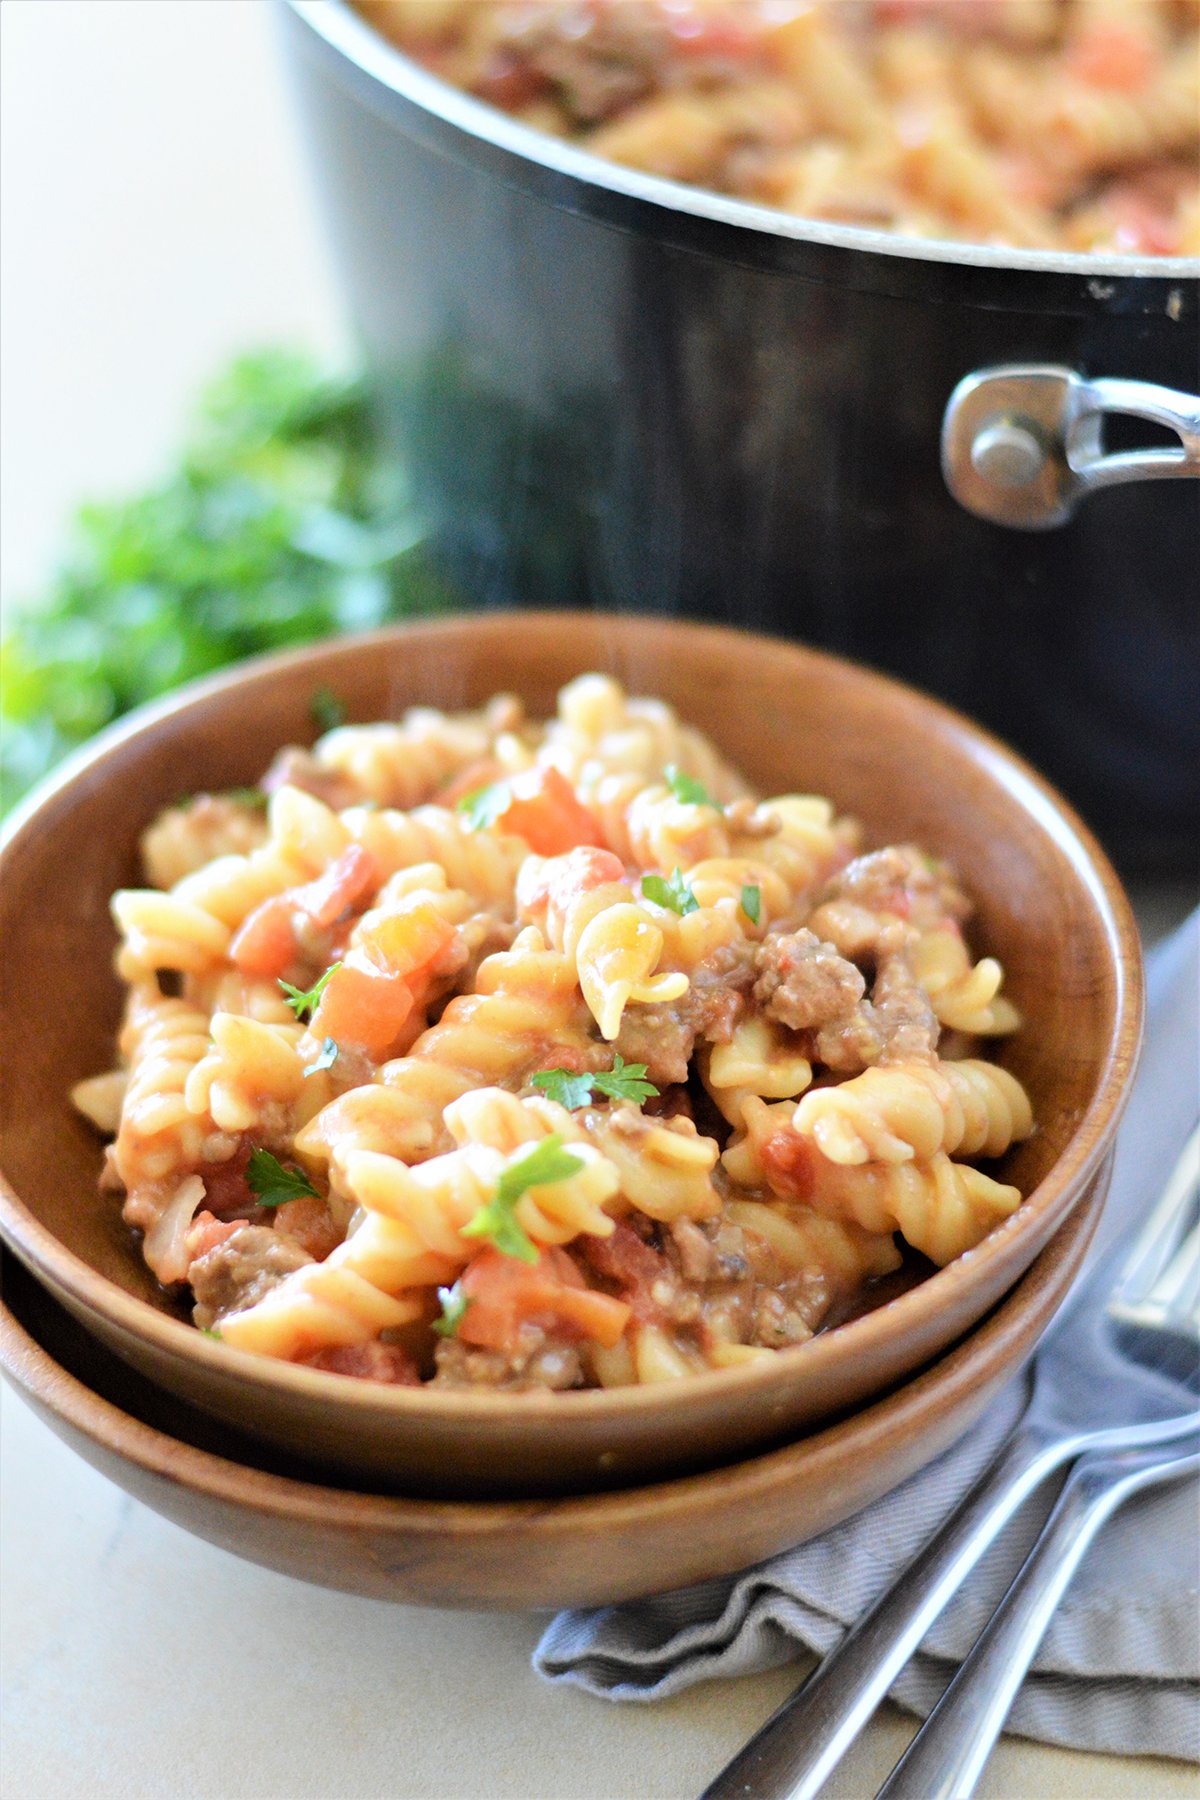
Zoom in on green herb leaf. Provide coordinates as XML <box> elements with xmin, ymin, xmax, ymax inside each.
<box><xmin>246</xmin><ymin>1147</ymin><xmax>319</xmax><ymax>1208</ymax></box>
<box><xmin>310</xmin><ymin>686</ymin><xmax>346</xmax><ymax>734</ymax></box>
<box><xmin>432</xmin><ymin>1282</ymin><xmax>472</xmax><ymax>1338</ymax></box>
<box><xmin>664</xmin><ymin>763</ymin><xmax>717</xmax><ymax>808</ymax></box>
<box><xmin>303</xmin><ymin>1036</ymin><xmax>339</xmax><ymax>1078</ymax></box>
<box><xmin>222</xmin><ymin>785</ymin><xmax>269</xmax><ymax>810</ymax></box>
<box><xmin>592</xmin><ymin>1054</ymin><xmax>659</xmax><ymax>1105</ymax></box>
<box><xmin>279</xmin><ymin>961</ymin><xmax>341</xmax><ymax>1022</ymax></box>
<box><xmin>199</xmin><ymin>1326</ymin><xmax>223</xmax><ymax>1341</ymax></box>
<box><xmin>462</xmin><ymin>1134</ymin><xmax>585</xmax><ymax>1262</ymax></box>
<box><xmin>740</xmin><ymin>883</ymin><xmax>762</xmax><ymax>925</ymax></box>
<box><xmin>456</xmin><ymin>781</ymin><xmax>511</xmax><ymax>832</ymax></box>
<box><xmin>0</xmin><ymin>349</ymin><xmax>460</xmax><ymax>820</ymax></box>
<box><xmin>531</xmin><ymin>1067</ymin><xmax>597</xmax><ymax>1111</ymax></box>
<box><xmin>641</xmin><ymin>868</ymin><xmax>699</xmax><ymax>917</ymax></box>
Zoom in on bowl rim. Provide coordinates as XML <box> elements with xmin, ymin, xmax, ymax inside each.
<box><xmin>0</xmin><ymin>612</ymin><xmax>1144</xmax><ymax>1428</ymax></box>
<box><xmin>285</xmin><ymin>0</ymin><xmax>1200</xmax><ymax>290</ymax></box>
<box><xmin>0</xmin><ymin>1164</ymin><xmax>1104</xmax><ymax>1527</ymax></box>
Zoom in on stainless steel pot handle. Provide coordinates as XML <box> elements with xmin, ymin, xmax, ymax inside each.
<box><xmin>941</xmin><ymin>363</ymin><xmax>1200</xmax><ymax>529</ymax></box>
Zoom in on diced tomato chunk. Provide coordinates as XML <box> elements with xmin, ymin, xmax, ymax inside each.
<box><xmin>457</xmin><ymin>1246</ymin><xmax>631</xmax><ymax>1352</ymax></box>
<box><xmin>311</xmin><ymin>961</ymin><xmax>415</xmax><ymax>1055</ymax></box>
<box><xmin>519</xmin><ymin>843</ymin><xmax>626</xmax><ymax>929</ymax></box>
<box><xmin>760</xmin><ymin>1127</ymin><xmax>820</xmax><ymax>1203</ymax></box>
<box><xmin>196</xmin><ymin>1143</ymin><xmax>258</xmax><ymax>1220</ymax></box>
<box><xmin>229</xmin><ymin>846</ymin><xmax>379</xmax><ymax>977</ymax></box>
<box><xmin>577</xmin><ymin>1220</ymin><xmax>672</xmax><ymax>1322</ymax></box>
<box><xmin>229</xmin><ymin>895</ymin><xmax>299</xmax><ymax>978</ymax></box>
<box><xmin>291</xmin><ymin>845</ymin><xmax>380</xmax><ymax>929</ymax></box>
<box><xmin>1069</xmin><ymin>23</ymin><xmax>1155</xmax><ymax>91</ymax></box>
<box><xmin>498</xmin><ymin>767</ymin><xmax>606</xmax><ymax>857</ymax></box>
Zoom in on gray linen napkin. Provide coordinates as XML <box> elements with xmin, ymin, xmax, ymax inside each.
<box><xmin>535</xmin><ymin>914</ymin><xmax>1200</xmax><ymax>1760</ymax></box>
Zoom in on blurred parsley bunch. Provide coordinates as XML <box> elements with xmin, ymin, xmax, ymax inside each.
<box><xmin>0</xmin><ymin>349</ymin><xmax>452</xmax><ymax>813</ymax></box>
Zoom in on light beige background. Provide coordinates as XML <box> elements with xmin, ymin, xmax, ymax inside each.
<box><xmin>0</xmin><ymin>5</ymin><xmax>1194</xmax><ymax>1797</ymax></box>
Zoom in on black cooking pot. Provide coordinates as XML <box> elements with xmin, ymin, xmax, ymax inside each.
<box><xmin>280</xmin><ymin>0</ymin><xmax>1200</xmax><ymax>873</ymax></box>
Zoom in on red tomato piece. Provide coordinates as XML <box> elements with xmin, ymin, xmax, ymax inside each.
<box><xmin>229</xmin><ymin>894</ymin><xmax>300</xmax><ymax>978</ymax></box>
<box><xmin>498</xmin><ymin>767</ymin><xmax>606</xmax><ymax>857</ymax></box>
<box><xmin>760</xmin><ymin>1127</ymin><xmax>820</xmax><ymax>1203</ymax></box>
<box><xmin>457</xmin><ymin>1247</ymin><xmax>631</xmax><ymax>1352</ymax></box>
<box><xmin>1069</xmin><ymin>23</ymin><xmax>1155</xmax><ymax>92</ymax></box>
<box><xmin>310</xmin><ymin>961</ymin><xmax>415</xmax><ymax>1056</ymax></box>
<box><xmin>291</xmin><ymin>845</ymin><xmax>380</xmax><ymax>929</ymax></box>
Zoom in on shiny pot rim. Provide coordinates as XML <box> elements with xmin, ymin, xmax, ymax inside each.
<box><xmin>286</xmin><ymin>0</ymin><xmax>1200</xmax><ymax>317</ymax></box>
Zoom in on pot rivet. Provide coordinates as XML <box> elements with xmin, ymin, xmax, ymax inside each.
<box><xmin>970</xmin><ymin>419</ymin><xmax>1046</xmax><ymax>489</ymax></box>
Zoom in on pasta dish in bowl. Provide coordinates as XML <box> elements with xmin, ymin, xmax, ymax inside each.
<box><xmin>360</xmin><ymin>0</ymin><xmax>1200</xmax><ymax>256</ymax></box>
<box><xmin>0</xmin><ymin>614</ymin><xmax>1140</xmax><ymax>1494</ymax></box>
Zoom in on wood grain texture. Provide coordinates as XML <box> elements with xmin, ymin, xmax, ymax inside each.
<box><xmin>0</xmin><ymin>1171</ymin><xmax>1101</xmax><ymax>1610</ymax></box>
<box><xmin>0</xmin><ymin>614</ymin><xmax>1142</xmax><ymax>1495</ymax></box>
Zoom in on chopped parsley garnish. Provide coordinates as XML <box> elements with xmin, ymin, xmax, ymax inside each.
<box><xmin>532</xmin><ymin>1054</ymin><xmax>659</xmax><ymax>1111</ymax></box>
<box><xmin>641</xmin><ymin>868</ymin><xmax>699</xmax><ymax>917</ymax></box>
<box><xmin>664</xmin><ymin>764</ymin><xmax>717</xmax><ymax>808</ymax></box>
<box><xmin>432</xmin><ymin>1282</ymin><xmax>472</xmax><ymax>1339</ymax></box>
<box><xmin>279</xmin><ymin>961</ymin><xmax>341</xmax><ymax>1021</ymax></box>
<box><xmin>310</xmin><ymin>686</ymin><xmax>346</xmax><ymax>734</ymax></box>
<box><xmin>246</xmin><ymin>1148</ymin><xmax>319</xmax><ymax>1208</ymax></box>
<box><xmin>222</xmin><ymin>785</ymin><xmax>269</xmax><ymax>810</ymax></box>
<box><xmin>199</xmin><ymin>1326</ymin><xmax>223</xmax><ymax>1340</ymax></box>
<box><xmin>456</xmin><ymin>781</ymin><xmax>511</xmax><ymax>832</ymax></box>
<box><xmin>531</xmin><ymin>1067</ymin><xmax>596</xmax><ymax>1111</ymax></box>
<box><xmin>303</xmin><ymin>1036</ymin><xmax>339</xmax><ymax>1077</ymax></box>
<box><xmin>594</xmin><ymin>1054</ymin><xmax>658</xmax><ymax>1105</ymax></box>
<box><xmin>741</xmin><ymin>883</ymin><xmax>762</xmax><ymax>925</ymax></box>
<box><xmin>461</xmin><ymin>1134</ymin><xmax>584</xmax><ymax>1262</ymax></box>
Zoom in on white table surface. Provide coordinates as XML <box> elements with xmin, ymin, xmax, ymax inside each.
<box><xmin>1</xmin><ymin>6</ymin><xmax>1194</xmax><ymax>1797</ymax></box>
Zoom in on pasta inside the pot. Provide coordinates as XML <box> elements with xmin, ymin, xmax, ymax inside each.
<box><xmin>361</xmin><ymin>0</ymin><xmax>1200</xmax><ymax>255</ymax></box>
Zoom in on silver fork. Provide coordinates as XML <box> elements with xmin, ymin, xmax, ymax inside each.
<box><xmin>700</xmin><ymin>1123</ymin><xmax>1200</xmax><ymax>1800</ymax></box>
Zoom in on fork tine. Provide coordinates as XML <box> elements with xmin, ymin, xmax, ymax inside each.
<box><xmin>1151</xmin><ymin>1223</ymin><xmax>1200</xmax><ymax>1327</ymax></box>
<box><xmin>1109</xmin><ymin>1123</ymin><xmax>1200</xmax><ymax>1313</ymax></box>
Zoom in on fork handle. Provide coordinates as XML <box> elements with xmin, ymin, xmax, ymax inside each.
<box><xmin>875</xmin><ymin>1437</ymin><xmax>1200</xmax><ymax>1800</ymax></box>
<box><xmin>698</xmin><ymin>1415</ymin><xmax>1069</xmax><ymax>1800</ymax></box>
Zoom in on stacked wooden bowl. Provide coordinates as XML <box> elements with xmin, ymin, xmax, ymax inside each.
<box><xmin>0</xmin><ymin>617</ymin><xmax>1141</xmax><ymax>1607</ymax></box>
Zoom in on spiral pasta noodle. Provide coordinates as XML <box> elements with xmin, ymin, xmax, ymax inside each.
<box><xmin>793</xmin><ymin>1059</ymin><xmax>1034</xmax><ymax>1166</ymax></box>
<box><xmin>371</xmin><ymin>0</ymin><xmax>1200</xmax><ymax>257</ymax></box>
<box><xmin>77</xmin><ymin>670</ymin><xmax>1035</xmax><ymax>1387</ymax></box>
<box><xmin>313</xmin><ymin>707</ymin><xmax>491</xmax><ymax>808</ymax></box>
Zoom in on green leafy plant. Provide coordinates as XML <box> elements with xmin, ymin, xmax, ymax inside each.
<box><xmin>1</xmin><ymin>349</ymin><xmax>454</xmax><ymax>814</ymax></box>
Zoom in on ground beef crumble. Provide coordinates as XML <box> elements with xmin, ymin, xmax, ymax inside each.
<box><xmin>614</xmin><ymin>940</ymin><xmax>758</xmax><ymax>1085</ymax></box>
<box><xmin>753</xmin><ymin>928</ymin><xmax>866</xmax><ymax>1029</ymax></box>
<box><xmin>189</xmin><ymin>1226</ymin><xmax>313</xmax><ymax>1330</ymax></box>
<box><xmin>816</xmin><ymin>845</ymin><xmax>970</xmax><ymax>935</ymax></box>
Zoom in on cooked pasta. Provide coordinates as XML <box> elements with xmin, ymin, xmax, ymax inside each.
<box><xmin>76</xmin><ymin>671</ymin><xmax>1035</xmax><ymax>1390</ymax></box>
<box><xmin>363</xmin><ymin>0</ymin><xmax>1200</xmax><ymax>256</ymax></box>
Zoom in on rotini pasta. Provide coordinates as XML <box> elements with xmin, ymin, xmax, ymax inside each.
<box><xmin>366</xmin><ymin>0</ymin><xmax>1200</xmax><ymax>256</ymax></box>
<box><xmin>76</xmin><ymin>671</ymin><xmax>1034</xmax><ymax>1390</ymax></box>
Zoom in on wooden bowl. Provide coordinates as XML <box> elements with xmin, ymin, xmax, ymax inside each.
<box><xmin>0</xmin><ymin>615</ymin><xmax>1141</xmax><ymax>1495</ymax></box>
<box><xmin>0</xmin><ymin>1168</ymin><xmax>1103</xmax><ymax>1608</ymax></box>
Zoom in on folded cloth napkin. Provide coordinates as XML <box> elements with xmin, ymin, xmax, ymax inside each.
<box><xmin>535</xmin><ymin>913</ymin><xmax>1200</xmax><ymax>1760</ymax></box>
